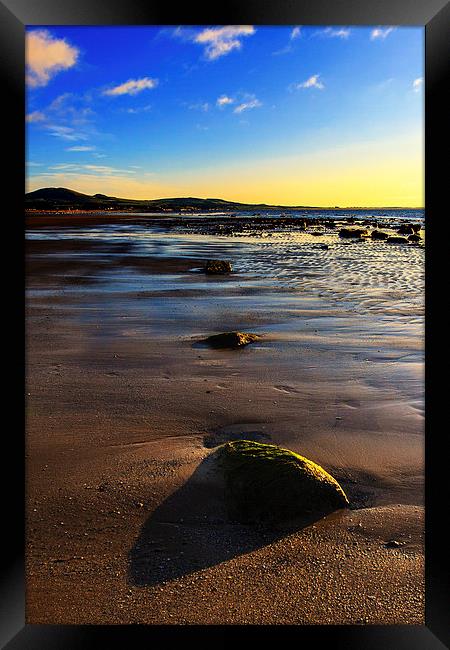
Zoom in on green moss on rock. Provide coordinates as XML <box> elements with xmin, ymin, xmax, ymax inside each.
<box><xmin>219</xmin><ymin>440</ymin><xmax>349</xmax><ymax>524</ymax></box>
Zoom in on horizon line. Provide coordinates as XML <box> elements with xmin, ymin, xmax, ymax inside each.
<box><xmin>25</xmin><ymin>186</ymin><xmax>424</xmax><ymax>210</ymax></box>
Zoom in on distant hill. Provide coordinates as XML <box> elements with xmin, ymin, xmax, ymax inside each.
<box><xmin>25</xmin><ymin>187</ymin><xmax>421</xmax><ymax>213</ymax></box>
<box><xmin>25</xmin><ymin>187</ymin><xmax>312</xmax><ymax>212</ymax></box>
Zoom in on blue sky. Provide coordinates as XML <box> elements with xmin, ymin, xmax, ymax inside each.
<box><xmin>26</xmin><ymin>25</ymin><xmax>424</xmax><ymax>206</ymax></box>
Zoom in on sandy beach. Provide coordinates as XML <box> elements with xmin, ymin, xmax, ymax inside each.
<box><xmin>25</xmin><ymin>213</ymin><xmax>424</xmax><ymax>624</ymax></box>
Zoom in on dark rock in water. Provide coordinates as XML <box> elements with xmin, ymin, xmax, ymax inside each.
<box><xmin>411</xmin><ymin>223</ymin><xmax>422</xmax><ymax>233</ymax></box>
<box><xmin>371</xmin><ymin>230</ymin><xmax>389</xmax><ymax>240</ymax></box>
<box><xmin>386</xmin><ymin>236</ymin><xmax>409</xmax><ymax>244</ymax></box>
<box><xmin>219</xmin><ymin>440</ymin><xmax>349</xmax><ymax>524</ymax></box>
<box><xmin>311</xmin><ymin>231</ymin><xmax>323</xmax><ymax>236</ymax></box>
<box><xmin>339</xmin><ymin>227</ymin><xmax>369</xmax><ymax>239</ymax></box>
<box><xmin>319</xmin><ymin>244</ymin><xmax>330</xmax><ymax>250</ymax></box>
<box><xmin>397</xmin><ymin>224</ymin><xmax>415</xmax><ymax>235</ymax></box>
<box><xmin>202</xmin><ymin>332</ymin><xmax>261</xmax><ymax>348</ymax></box>
<box><xmin>408</xmin><ymin>233</ymin><xmax>422</xmax><ymax>242</ymax></box>
<box><xmin>204</xmin><ymin>259</ymin><xmax>233</xmax><ymax>274</ymax></box>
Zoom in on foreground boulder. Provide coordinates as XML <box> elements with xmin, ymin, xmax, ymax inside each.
<box><xmin>339</xmin><ymin>227</ymin><xmax>369</xmax><ymax>239</ymax></box>
<box><xmin>408</xmin><ymin>233</ymin><xmax>422</xmax><ymax>242</ymax></box>
<box><xmin>202</xmin><ymin>332</ymin><xmax>261</xmax><ymax>348</ymax></box>
<box><xmin>219</xmin><ymin>440</ymin><xmax>349</xmax><ymax>524</ymax></box>
<box><xmin>204</xmin><ymin>259</ymin><xmax>233</xmax><ymax>274</ymax></box>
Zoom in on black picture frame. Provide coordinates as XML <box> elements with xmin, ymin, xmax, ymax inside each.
<box><xmin>2</xmin><ymin>0</ymin><xmax>448</xmax><ymax>647</ymax></box>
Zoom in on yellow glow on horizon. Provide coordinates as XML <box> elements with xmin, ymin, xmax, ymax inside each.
<box><xmin>27</xmin><ymin>133</ymin><xmax>424</xmax><ymax>208</ymax></box>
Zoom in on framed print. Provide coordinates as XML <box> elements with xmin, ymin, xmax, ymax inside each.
<box><xmin>1</xmin><ymin>0</ymin><xmax>448</xmax><ymax>647</ymax></box>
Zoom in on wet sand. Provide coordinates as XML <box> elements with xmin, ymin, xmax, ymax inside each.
<box><xmin>25</xmin><ymin>216</ymin><xmax>424</xmax><ymax>624</ymax></box>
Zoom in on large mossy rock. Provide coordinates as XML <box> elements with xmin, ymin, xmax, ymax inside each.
<box><xmin>204</xmin><ymin>259</ymin><xmax>233</xmax><ymax>274</ymax></box>
<box><xmin>219</xmin><ymin>440</ymin><xmax>349</xmax><ymax>524</ymax></box>
<box><xmin>202</xmin><ymin>331</ymin><xmax>261</xmax><ymax>348</ymax></box>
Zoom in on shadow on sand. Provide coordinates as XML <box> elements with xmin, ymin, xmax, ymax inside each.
<box><xmin>128</xmin><ymin>448</ymin><xmax>342</xmax><ymax>588</ymax></box>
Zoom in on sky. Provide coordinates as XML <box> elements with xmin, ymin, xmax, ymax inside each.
<box><xmin>25</xmin><ymin>25</ymin><xmax>424</xmax><ymax>207</ymax></box>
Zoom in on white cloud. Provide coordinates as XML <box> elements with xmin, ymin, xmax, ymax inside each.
<box><xmin>233</xmin><ymin>96</ymin><xmax>262</xmax><ymax>114</ymax></box>
<box><xmin>26</xmin><ymin>111</ymin><xmax>46</xmax><ymax>123</ymax></box>
<box><xmin>412</xmin><ymin>77</ymin><xmax>424</xmax><ymax>92</ymax></box>
<box><xmin>26</xmin><ymin>29</ymin><xmax>79</xmax><ymax>87</ymax></box>
<box><xmin>291</xmin><ymin>26</ymin><xmax>301</xmax><ymax>40</ymax></box>
<box><xmin>290</xmin><ymin>74</ymin><xmax>325</xmax><ymax>90</ymax></box>
<box><xmin>216</xmin><ymin>95</ymin><xmax>234</xmax><ymax>107</ymax></box>
<box><xmin>370</xmin><ymin>27</ymin><xmax>395</xmax><ymax>40</ymax></box>
<box><xmin>104</xmin><ymin>77</ymin><xmax>158</xmax><ymax>96</ymax></box>
<box><xmin>316</xmin><ymin>27</ymin><xmax>351</xmax><ymax>39</ymax></box>
<box><xmin>195</xmin><ymin>25</ymin><xmax>255</xmax><ymax>60</ymax></box>
<box><xmin>66</xmin><ymin>146</ymin><xmax>96</xmax><ymax>152</ymax></box>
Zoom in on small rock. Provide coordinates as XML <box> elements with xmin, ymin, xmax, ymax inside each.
<box><xmin>384</xmin><ymin>539</ymin><xmax>403</xmax><ymax>548</ymax></box>
<box><xmin>386</xmin><ymin>236</ymin><xmax>409</xmax><ymax>244</ymax></box>
<box><xmin>204</xmin><ymin>260</ymin><xmax>232</xmax><ymax>274</ymax></box>
<box><xmin>202</xmin><ymin>332</ymin><xmax>261</xmax><ymax>348</ymax></box>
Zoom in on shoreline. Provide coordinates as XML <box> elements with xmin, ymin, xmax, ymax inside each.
<box><xmin>26</xmin><ymin>223</ymin><xmax>424</xmax><ymax>624</ymax></box>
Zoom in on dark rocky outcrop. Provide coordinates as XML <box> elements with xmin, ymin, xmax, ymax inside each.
<box><xmin>339</xmin><ymin>227</ymin><xmax>369</xmax><ymax>239</ymax></box>
<box><xmin>386</xmin><ymin>236</ymin><xmax>409</xmax><ymax>244</ymax></box>
<box><xmin>371</xmin><ymin>230</ymin><xmax>389</xmax><ymax>240</ymax></box>
<box><xmin>397</xmin><ymin>224</ymin><xmax>415</xmax><ymax>236</ymax></box>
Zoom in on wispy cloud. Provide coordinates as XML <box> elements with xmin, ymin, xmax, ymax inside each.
<box><xmin>26</xmin><ymin>29</ymin><xmax>79</xmax><ymax>87</ymax></box>
<box><xmin>46</xmin><ymin>163</ymin><xmax>136</xmax><ymax>175</ymax></box>
<box><xmin>273</xmin><ymin>26</ymin><xmax>302</xmax><ymax>56</ymax></box>
<box><xmin>104</xmin><ymin>77</ymin><xmax>158</xmax><ymax>96</ymax></box>
<box><xmin>370</xmin><ymin>27</ymin><xmax>395</xmax><ymax>40</ymax></box>
<box><xmin>194</xmin><ymin>25</ymin><xmax>255</xmax><ymax>60</ymax></box>
<box><xmin>233</xmin><ymin>95</ymin><xmax>262</xmax><ymax>114</ymax></box>
<box><xmin>412</xmin><ymin>77</ymin><xmax>423</xmax><ymax>92</ymax></box>
<box><xmin>316</xmin><ymin>27</ymin><xmax>351</xmax><ymax>39</ymax></box>
<box><xmin>46</xmin><ymin>125</ymin><xmax>89</xmax><ymax>141</ymax></box>
<box><xmin>290</xmin><ymin>74</ymin><xmax>325</xmax><ymax>91</ymax></box>
<box><xmin>216</xmin><ymin>95</ymin><xmax>234</xmax><ymax>107</ymax></box>
<box><xmin>187</xmin><ymin>101</ymin><xmax>210</xmax><ymax>112</ymax></box>
<box><xmin>66</xmin><ymin>145</ymin><xmax>96</xmax><ymax>152</ymax></box>
<box><xmin>26</xmin><ymin>111</ymin><xmax>46</xmax><ymax>123</ymax></box>
<box><xmin>124</xmin><ymin>104</ymin><xmax>152</xmax><ymax>114</ymax></box>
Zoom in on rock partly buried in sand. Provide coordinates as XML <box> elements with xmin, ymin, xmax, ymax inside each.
<box><xmin>219</xmin><ymin>440</ymin><xmax>349</xmax><ymax>524</ymax></box>
<box><xmin>339</xmin><ymin>227</ymin><xmax>369</xmax><ymax>239</ymax></box>
<box><xmin>203</xmin><ymin>332</ymin><xmax>261</xmax><ymax>348</ymax></box>
<box><xmin>204</xmin><ymin>259</ymin><xmax>233</xmax><ymax>274</ymax></box>
<box><xmin>408</xmin><ymin>233</ymin><xmax>422</xmax><ymax>242</ymax></box>
<box><xmin>386</xmin><ymin>236</ymin><xmax>410</xmax><ymax>244</ymax></box>
<box><xmin>371</xmin><ymin>230</ymin><xmax>389</xmax><ymax>240</ymax></box>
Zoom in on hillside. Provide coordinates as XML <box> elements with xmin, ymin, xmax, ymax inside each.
<box><xmin>25</xmin><ymin>187</ymin><xmax>310</xmax><ymax>212</ymax></box>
